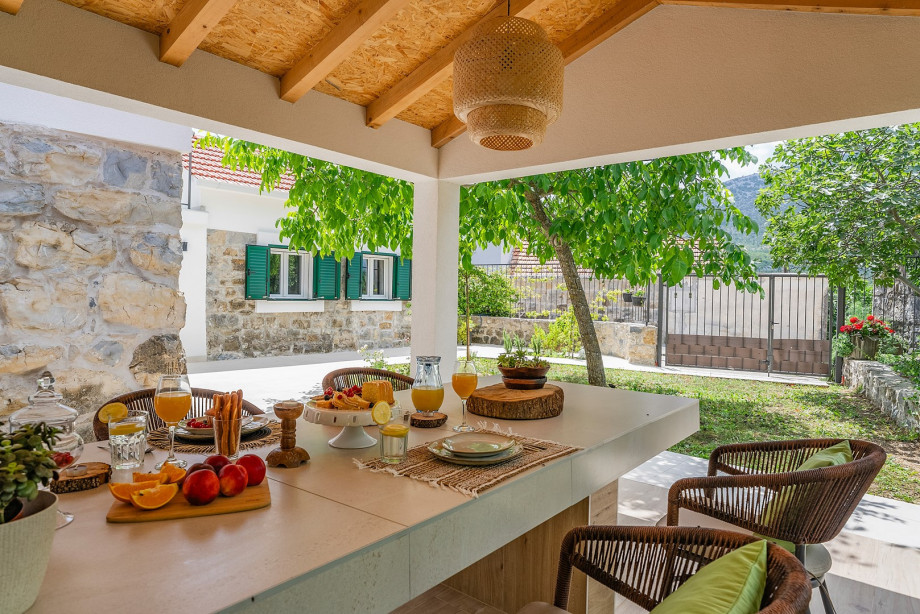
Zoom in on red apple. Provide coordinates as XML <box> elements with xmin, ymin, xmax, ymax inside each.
<box><xmin>204</xmin><ymin>454</ymin><xmax>232</xmax><ymax>472</ymax></box>
<box><xmin>235</xmin><ymin>455</ymin><xmax>266</xmax><ymax>486</ymax></box>
<box><xmin>182</xmin><ymin>470</ymin><xmax>220</xmax><ymax>506</ymax></box>
<box><xmin>187</xmin><ymin>462</ymin><xmax>216</xmax><ymax>476</ymax></box>
<box><xmin>218</xmin><ymin>464</ymin><xmax>248</xmax><ymax>497</ymax></box>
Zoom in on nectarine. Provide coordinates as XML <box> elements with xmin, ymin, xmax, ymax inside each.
<box><xmin>182</xmin><ymin>470</ymin><xmax>220</xmax><ymax>506</ymax></box>
<box><xmin>218</xmin><ymin>464</ymin><xmax>248</xmax><ymax>497</ymax></box>
<box><xmin>236</xmin><ymin>455</ymin><xmax>266</xmax><ymax>486</ymax></box>
<box><xmin>204</xmin><ymin>454</ymin><xmax>232</xmax><ymax>472</ymax></box>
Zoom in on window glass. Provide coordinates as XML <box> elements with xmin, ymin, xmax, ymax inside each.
<box><xmin>361</xmin><ymin>259</ymin><xmax>369</xmax><ymax>296</ymax></box>
<box><xmin>288</xmin><ymin>254</ymin><xmax>301</xmax><ymax>295</ymax></box>
<box><xmin>373</xmin><ymin>259</ymin><xmax>384</xmax><ymax>295</ymax></box>
<box><xmin>269</xmin><ymin>253</ymin><xmax>281</xmax><ymax>295</ymax></box>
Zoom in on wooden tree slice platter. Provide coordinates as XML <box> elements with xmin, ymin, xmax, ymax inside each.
<box><xmin>106</xmin><ymin>482</ymin><xmax>271</xmax><ymax>523</ymax></box>
<box><xmin>51</xmin><ymin>462</ymin><xmax>112</xmax><ymax>494</ymax></box>
<box><xmin>467</xmin><ymin>384</ymin><xmax>564</xmax><ymax>420</ymax></box>
<box><xmin>411</xmin><ymin>412</ymin><xmax>448</xmax><ymax>428</ymax></box>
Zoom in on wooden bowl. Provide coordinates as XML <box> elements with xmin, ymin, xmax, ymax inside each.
<box><xmin>502</xmin><ymin>376</ymin><xmax>547</xmax><ymax>390</ymax></box>
<box><xmin>497</xmin><ymin>365</ymin><xmax>551</xmax><ymax>380</ymax></box>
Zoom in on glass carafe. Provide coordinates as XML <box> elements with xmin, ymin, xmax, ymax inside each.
<box><xmin>9</xmin><ymin>371</ymin><xmax>84</xmax><ymax>528</ymax></box>
<box><xmin>411</xmin><ymin>356</ymin><xmax>444</xmax><ymax>415</ymax></box>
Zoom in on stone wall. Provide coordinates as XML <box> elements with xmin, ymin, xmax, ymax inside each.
<box><xmin>844</xmin><ymin>359</ymin><xmax>920</xmax><ymax>432</ymax></box>
<box><xmin>206</xmin><ymin>230</ymin><xmax>410</xmax><ymax>359</ymax></box>
<box><xmin>0</xmin><ymin>121</ymin><xmax>186</xmax><ymax>438</ymax></box>
<box><xmin>469</xmin><ymin>316</ymin><xmax>657</xmax><ymax>365</ymax></box>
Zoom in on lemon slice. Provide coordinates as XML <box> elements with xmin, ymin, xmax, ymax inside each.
<box><xmin>109</xmin><ymin>422</ymin><xmax>143</xmax><ymax>436</ymax></box>
<box><xmin>371</xmin><ymin>401</ymin><xmax>392</xmax><ymax>426</ymax></box>
<box><xmin>98</xmin><ymin>402</ymin><xmax>128</xmax><ymax>423</ymax></box>
<box><xmin>380</xmin><ymin>423</ymin><xmax>409</xmax><ymax>437</ymax></box>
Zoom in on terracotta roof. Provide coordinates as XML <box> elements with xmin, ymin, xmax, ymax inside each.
<box><xmin>509</xmin><ymin>242</ymin><xmax>592</xmax><ymax>275</ymax></box>
<box><xmin>183</xmin><ymin>139</ymin><xmax>295</xmax><ymax>192</ymax></box>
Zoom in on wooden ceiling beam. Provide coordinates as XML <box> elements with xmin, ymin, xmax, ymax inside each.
<box><xmin>432</xmin><ymin>0</ymin><xmax>660</xmax><ymax>148</ymax></box>
<box><xmin>281</xmin><ymin>0</ymin><xmax>415</xmax><ymax>104</ymax></box>
<box><xmin>0</xmin><ymin>0</ymin><xmax>24</xmax><ymax>16</ymax></box>
<box><xmin>159</xmin><ymin>0</ymin><xmax>237</xmax><ymax>67</ymax></box>
<box><xmin>658</xmin><ymin>0</ymin><xmax>920</xmax><ymax>16</ymax></box>
<box><xmin>365</xmin><ymin>0</ymin><xmax>549</xmax><ymax>129</ymax></box>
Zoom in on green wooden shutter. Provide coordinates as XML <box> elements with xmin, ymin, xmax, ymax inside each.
<box><xmin>345</xmin><ymin>253</ymin><xmax>363</xmax><ymax>299</ymax></box>
<box><xmin>245</xmin><ymin>244</ymin><xmax>269</xmax><ymax>300</ymax></box>
<box><xmin>394</xmin><ymin>257</ymin><xmax>412</xmax><ymax>300</ymax></box>
<box><xmin>313</xmin><ymin>254</ymin><xmax>340</xmax><ymax>300</ymax></box>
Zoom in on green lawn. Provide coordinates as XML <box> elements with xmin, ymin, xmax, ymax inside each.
<box><xmin>461</xmin><ymin>358</ymin><xmax>920</xmax><ymax>503</ymax></box>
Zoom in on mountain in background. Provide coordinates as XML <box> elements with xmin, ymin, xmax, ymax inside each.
<box><xmin>723</xmin><ymin>174</ymin><xmax>779</xmax><ymax>272</ymax></box>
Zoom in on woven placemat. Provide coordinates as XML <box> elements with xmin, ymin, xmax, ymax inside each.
<box><xmin>354</xmin><ymin>429</ymin><xmax>581</xmax><ymax>498</ymax></box>
<box><xmin>147</xmin><ymin>422</ymin><xmax>282</xmax><ymax>455</ymax></box>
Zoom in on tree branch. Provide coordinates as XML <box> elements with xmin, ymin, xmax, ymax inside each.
<box><xmin>889</xmin><ymin>207</ymin><xmax>920</xmax><ymax>248</ymax></box>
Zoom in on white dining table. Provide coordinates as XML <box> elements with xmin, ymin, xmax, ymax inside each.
<box><xmin>29</xmin><ymin>375</ymin><xmax>698</xmax><ymax>614</ymax></box>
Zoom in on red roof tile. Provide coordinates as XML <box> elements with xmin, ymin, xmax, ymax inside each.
<box><xmin>183</xmin><ymin>138</ymin><xmax>295</xmax><ymax>191</ymax></box>
<box><xmin>509</xmin><ymin>241</ymin><xmax>593</xmax><ymax>275</ymax></box>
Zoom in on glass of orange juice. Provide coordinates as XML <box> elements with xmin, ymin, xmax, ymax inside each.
<box><xmin>411</xmin><ymin>356</ymin><xmax>444</xmax><ymax>415</ymax></box>
<box><xmin>154</xmin><ymin>374</ymin><xmax>192</xmax><ymax>470</ymax></box>
<box><xmin>452</xmin><ymin>359</ymin><xmax>478</xmax><ymax>432</ymax></box>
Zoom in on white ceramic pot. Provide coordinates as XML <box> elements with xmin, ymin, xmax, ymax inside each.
<box><xmin>0</xmin><ymin>491</ymin><xmax>58</xmax><ymax>614</ymax></box>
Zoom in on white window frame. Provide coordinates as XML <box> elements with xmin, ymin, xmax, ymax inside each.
<box><xmin>269</xmin><ymin>248</ymin><xmax>312</xmax><ymax>300</ymax></box>
<box><xmin>361</xmin><ymin>255</ymin><xmax>392</xmax><ymax>300</ymax></box>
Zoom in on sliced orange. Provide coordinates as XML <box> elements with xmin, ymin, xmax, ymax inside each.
<box><xmin>130</xmin><ymin>483</ymin><xmax>179</xmax><ymax>510</ymax></box>
<box><xmin>159</xmin><ymin>464</ymin><xmax>187</xmax><ymax>484</ymax></box>
<box><xmin>132</xmin><ymin>471</ymin><xmax>168</xmax><ymax>484</ymax></box>
<box><xmin>109</xmin><ymin>480</ymin><xmax>162</xmax><ymax>503</ymax></box>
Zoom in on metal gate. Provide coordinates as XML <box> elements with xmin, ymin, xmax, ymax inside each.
<box><xmin>663</xmin><ymin>274</ymin><xmax>831</xmax><ymax>376</ymax></box>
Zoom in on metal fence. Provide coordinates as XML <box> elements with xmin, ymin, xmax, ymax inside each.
<box><xmin>474</xmin><ymin>264</ymin><xmax>654</xmax><ymax>324</ymax></box>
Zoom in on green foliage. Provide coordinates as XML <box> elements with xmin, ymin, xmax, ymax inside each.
<box><xmin>358</xmin><ymin>345</ymin><xmax>388</xmax><ymax>370</ymax></box>
<box><xmin>496</xmin><ymin>333</ymin><xmax>549</xmax><ymax>368</ymax></box>
<box><xmin>832</xmin><ymin>334</ymin><xmax>855</xmax><ymax>361</ymax></box>
<box><xmin>878</xmin><ymin>352</ymin><xmax>920</xmax><ymax>391</ymax></box>
<box><xmin>196</xmin><ymin>135</ymin><xmax>414</xmax><ymax>259</ymax></box>
<box><xmin>545</xmin><ymin>307</ymin><xmax>582</xmax><ymax>358</ymax></box>
<box><xmin>1</xmin><ymin>421</ymin><xmax>59</xmax><ymax>522</ymax></box>
<box><xmin>756</xmin><ymin>124</ymin><xmax>920</xmax><ymax>292</ymax></box>
<box><xmin>458</xmin><ymin>267</ymin><xmax>519</xmax><ymax>317</ymax></box>
<box><xmin>457</xmin><ymin>318</ymin><xmax>470</xmax><ymax>346</ymax></box>
<box><xmin>460</xmin><ymin>150</ymin><xmax>762</xmax><ymax>293</ymax></box>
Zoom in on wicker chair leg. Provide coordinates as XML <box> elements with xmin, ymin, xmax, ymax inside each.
<box><xmin>817</xmin><ymin>577</ymin><xmax>836</xmax><ymax>614</ymax></box>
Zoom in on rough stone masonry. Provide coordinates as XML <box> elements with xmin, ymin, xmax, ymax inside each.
<box><xmin>0</xmin><ymin>121</ymin><xmax>187</xmax><ymax>440</ymax></box>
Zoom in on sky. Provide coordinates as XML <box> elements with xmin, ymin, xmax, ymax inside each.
<box><xmin>723</xmin><ymin>141</ymin><xmax>780</xmax><ymax>179</ymax></box>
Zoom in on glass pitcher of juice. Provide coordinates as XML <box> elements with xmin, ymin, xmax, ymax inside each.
<box><xmin>412</xmin><ymin>356</ymin><xmax>444</xmax><ymax>415</ymax></box>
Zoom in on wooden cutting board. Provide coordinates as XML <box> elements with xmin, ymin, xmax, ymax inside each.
<box><xmin>106</xmin><ymin>482</ymin><xmax>271</xmax><ymax>523</ymax></box>
<box><xmin>467</xmin><ymin>384</ymin><xmax>564</xmax><ymax>420</ymax></box>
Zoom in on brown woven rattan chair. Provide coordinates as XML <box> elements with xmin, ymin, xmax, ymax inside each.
<box><xmin>517</xmin><ymin>526</ymin><xmax>811</xmax><ymax>614</ymax></box>
<box><xmin>664</xmin><ymin>438</ymin><xmax>886</xmax><ymax>614</ymax></box>
<box><xmin>321</xmin><ymin>367</ymin><xmax>414</xmax><ymax>392</ymax></box>
<box><xmin>92</xmin><ymin>388</ymin><xmax>264</xmax><ymax>441</ymax></box>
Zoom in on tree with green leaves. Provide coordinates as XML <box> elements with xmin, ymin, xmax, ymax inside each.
<box><xmin>199</xmin><ymin>136</ymin><xmax>759</xmax><ymax>386</ymax></box>
<box><xmin>756</xmin><ymin>124</ymin><xmax>920</xmax><ymax>294</ymax></box>
<box><xmin>461</xmin><ymin>153</ymin><xmax>761</xmax><ymax>385</ymax></box>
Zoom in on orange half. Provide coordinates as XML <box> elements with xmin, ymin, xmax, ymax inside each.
<box><xmin>132</xmin><ymin>471</ymin><xmax>168</xmax><ymax>484</ymax></box>
<box><xmin>109</xmin><ymin>480</ymin><xmax>162</xmax><ymax>503</ymax></box>
<box><xmin>130</xmin><ymin>483</ymin><xmax>179</xmax><ymax>510</ymax></box>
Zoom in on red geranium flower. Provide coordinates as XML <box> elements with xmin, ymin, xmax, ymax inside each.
<box><xmin>867</xmin><ymin>315</ymin><xmax>875</xmax><ymax>321</ymax></box>
<box><xmin>849</xmin><ymin>316</ymin><xmax>858</xmax><ymax>324</ymax></box>
<box><xmin>840</xmin><ymin>325</ymin><xmax>848</xmax><ymax>333</ymax></box>
<box><xmin>854</xmin><ymin>323</ymin><xmax>863</xmax><ymax>330</ymax></box>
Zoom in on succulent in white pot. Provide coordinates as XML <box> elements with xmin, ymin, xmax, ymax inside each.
<box><xmin>1</xmin><ymin>421</ymin><xmax>60</xmax><ymax>614</ymax></box>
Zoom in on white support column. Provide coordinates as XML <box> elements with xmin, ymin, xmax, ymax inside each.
<box><xmin>410</xmin><ymin>180</ymin><xmax>461</xmax><ymax>379</ymax></box>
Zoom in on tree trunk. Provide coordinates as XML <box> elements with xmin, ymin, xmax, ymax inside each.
<box><xmin>524</xmin><ymin>190</ymin><xmax>607</xmax><ymax>387</ymax></box>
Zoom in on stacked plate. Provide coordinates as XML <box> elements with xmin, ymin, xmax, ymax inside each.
<box><xmin>428</xmin><ymin>432</ymin><xmax>523</xmax><ymax>466</ymax></box>
<box><xmin>175</xmin><ymin>415</ymin><xmax>269</xmax><ymax>441</ymax></box>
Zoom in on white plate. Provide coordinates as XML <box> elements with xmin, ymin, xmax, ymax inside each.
<box><xmin>428</xmin><ymin>439</ymin><xmax>524</xmax><ymax>466</ymax></box>
<box><xmin>175</xmin><ymin>415</ymin><xmax>268</xmax><ymax>441</ymax></box>
<box><xmin>178</xmin><ymin>415</ymin><xmax>253</xmax><ymax>435</ymax></box>
<box><xmin>441</xmin><ymin>432</ymin><xmax>516</xmax><ymax>457</ymax></box>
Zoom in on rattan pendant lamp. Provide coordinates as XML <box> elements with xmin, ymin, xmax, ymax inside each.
<box><xmin>453</xmin><ymin>6</ymin><xmax>564</xmax><ymax>151</ymax></box>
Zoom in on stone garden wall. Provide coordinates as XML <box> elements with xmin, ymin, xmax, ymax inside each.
<box><xmin>206</xmin><ymin>230</ymin><xmax>410</xmax><ymax>359</ymax></box>
<box><xmin>0</xmin><ymin>121</ymin><xmax>186</xmax><ymax>438</ymax></box>
<box><xmin>844</xmin><ymin>359</ymin><xmax>920</xmax><ymax>432</ymax></box>
<box><xmin>469</xmin><ymin>315</ymin><xmax>657</xmax><ymax>365</ymax></box>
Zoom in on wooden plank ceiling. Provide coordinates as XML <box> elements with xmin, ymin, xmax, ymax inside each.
<box><xmin>8</xmin><ymin>0</ymin><xmax>918</xmax><ymax>148</ymax></box>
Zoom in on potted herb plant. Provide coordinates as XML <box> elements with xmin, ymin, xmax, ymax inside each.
<box><xmin>632</xmin><ymin>288</ymin><xmax>646</xmax><ymax>307</ymax></box>
<box><xmin>497</xmin><ymin>333</ymin><xmax>551</xmax><ymax>389</ymax></box>
<box><xmin>1</xmin><ymin>421</ymin><xmax>60</xmax><ymax>614</ymax></box>
<box><xmin>839</xmin><ymin>315</ymin><xmax>893</xmax><ymax>360</ymax></box>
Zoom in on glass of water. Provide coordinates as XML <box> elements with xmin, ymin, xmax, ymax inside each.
<box><xmin>378</xmin><ymin>417</ymin><xmax>409</xmax><ymax>465</ymax></box>
<box><xmin>108</xmin><ymin>410</ymin><xmax>147</xmax><ymax>470</ymax></box>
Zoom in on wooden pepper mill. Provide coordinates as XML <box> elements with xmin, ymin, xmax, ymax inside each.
<box><xmin>267</xmin><ymin>401</ymin><xmax>310</xmax><ymax>468</ymax></box>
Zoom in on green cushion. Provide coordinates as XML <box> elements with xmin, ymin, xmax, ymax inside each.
<box><xmin>650</xmin><ymin>540</ymin><xmax>767</xmax><ymax>614</ymax></box>
<box><xmin>756</xmin><ymin>440</ymin><xmax>854</xmax><ymax>551</ymax></box>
